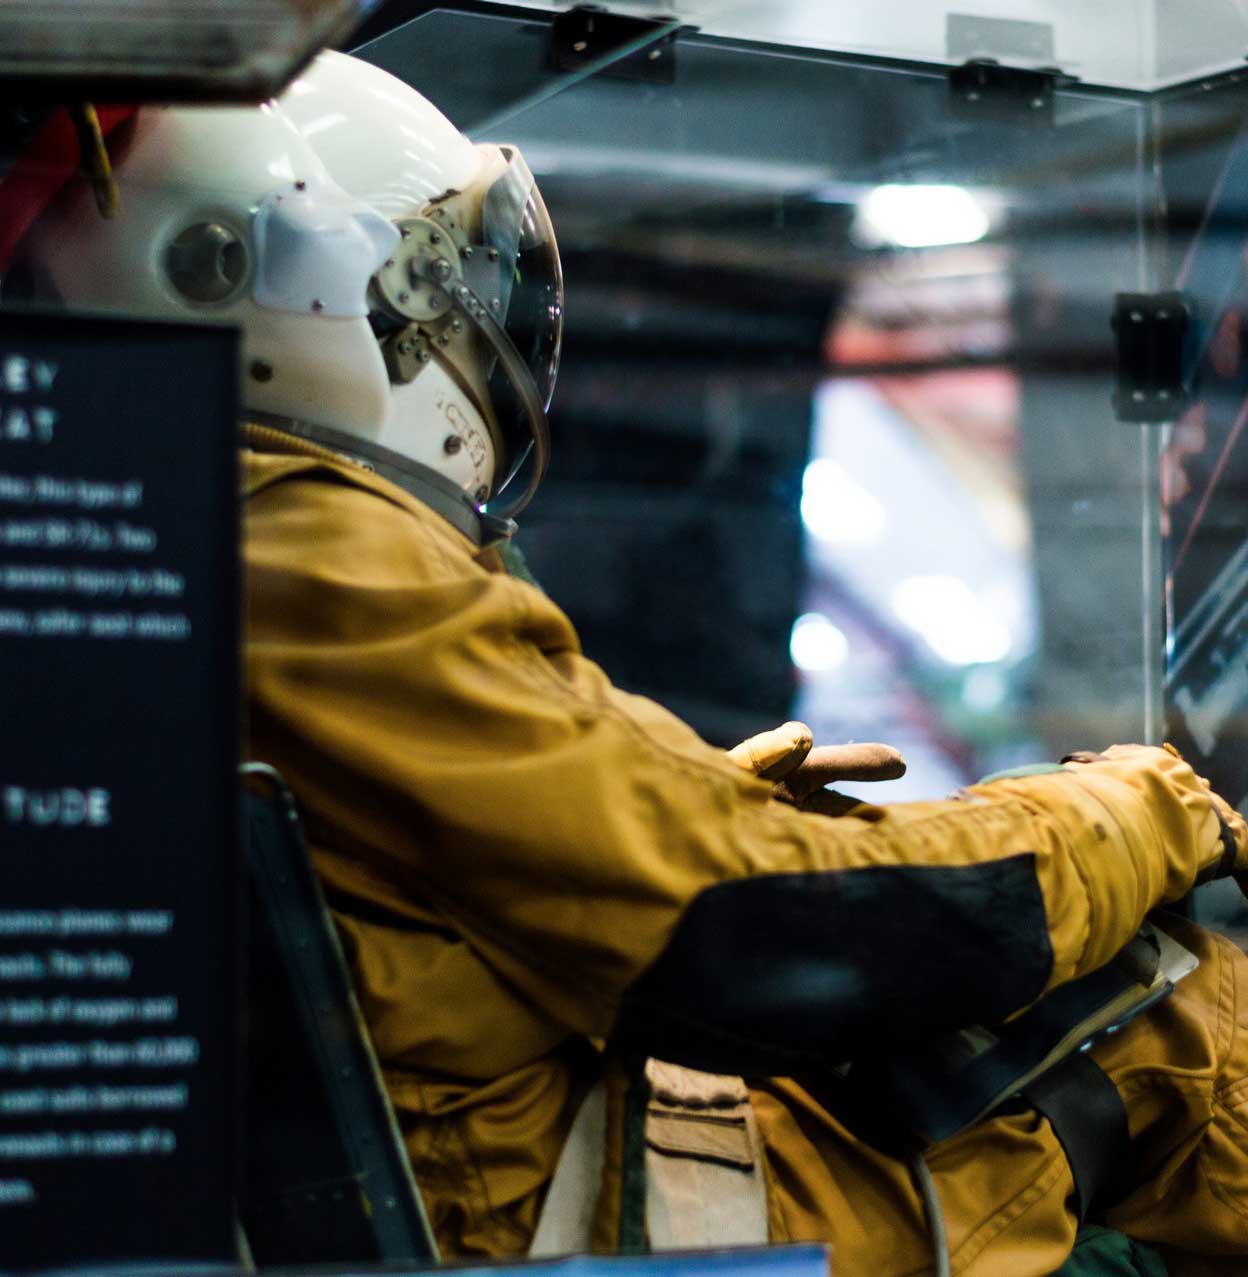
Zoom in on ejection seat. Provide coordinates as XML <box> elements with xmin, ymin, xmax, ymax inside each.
<box><xmin>238</xmin><ymin>764</ymin><xmax>832</xmax><ymax>1277</ymax></box>
<box><xmin>239</xmin><ymin>763</ymin><xmax>439</xmax><ymax>1267</ymax></box>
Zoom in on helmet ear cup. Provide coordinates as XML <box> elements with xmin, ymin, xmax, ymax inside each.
<box><xmin>164</xmin><ymin>222</ymin><xmax>248</xmax><ymax>305</ymax></box>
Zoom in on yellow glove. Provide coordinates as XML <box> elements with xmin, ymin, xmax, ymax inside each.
<box><xmin>726</xmin><ymin>720</ymin><xmax>905</xmax><ymax>817</ymax></box>
<box><xmin>1064</xmin><ymin>742</ymin><xmax>1248</xmax><ymax>888</ymax></box>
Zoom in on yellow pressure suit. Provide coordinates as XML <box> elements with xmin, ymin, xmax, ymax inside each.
<box><xmin>242</xmin><ymin>424</ymin><xmax>1248</xmax><ymax>1275</ymax></box>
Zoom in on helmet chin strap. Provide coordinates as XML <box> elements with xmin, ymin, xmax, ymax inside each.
<box><xmin>251</xmin><ymin>412</ymin><xmax>517</xmax><ymax>548</ymax></box>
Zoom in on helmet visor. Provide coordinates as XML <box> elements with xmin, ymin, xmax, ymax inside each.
<box><xmin>479</xmin><ymin>147</ymin><xmax>563</xmax><ymax>492</ymax></box>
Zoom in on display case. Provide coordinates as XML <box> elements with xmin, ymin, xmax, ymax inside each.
<box><xmin>354</xmin><ymin>3</ymin><xmax>1248</xmax><ymax>849</ymax></box>
<box><xmin>3</xmin><ymin>2</ymin><xmax>1248</xmax><ymax>1272</ymax></box>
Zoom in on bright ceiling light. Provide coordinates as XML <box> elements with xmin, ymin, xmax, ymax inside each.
<box><xmin>790</xmin><ymin>612</ymin><xmax>850</xmax><ymax>673</ymax></box>
<box><xmin>856</xmin><ymin>184</ymin><xmax>992</xmax><ymax>249</ymax></box>
<box><xmin>891</xmin><ymin>574</ymin><xmax>1011</xmax><ymax>666</ymax></box>
<box><xmin>801</xmin><ymin>459</ymin><xmax>887</xmax><ymax>545</ymax></box>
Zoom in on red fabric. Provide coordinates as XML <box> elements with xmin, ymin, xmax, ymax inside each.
<box><xmin>0</xmin><ymin>104</ymin><xmax>138</xmax><ymax>271</ymax></box>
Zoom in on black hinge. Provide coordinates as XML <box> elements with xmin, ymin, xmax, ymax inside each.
<box><xmin>948</xmin><ymin>59</ymin><xmax>1060</xmax><ymax>126</ymax></box>
<box><xmin>1112</xmin><ymin>292</ymin><xmax>1194</xmax><ymax>423</ymax></box>
<box><xmin>550</xmin><ymin>5</ymin><xmax>688</xmax><ymax>85</ymax></box>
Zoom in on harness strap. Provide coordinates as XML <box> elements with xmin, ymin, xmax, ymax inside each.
<box><xmin>1021</xmin><ymin>1052</ymin><xmax>1130</xmax><ymax>1222</ymax></box>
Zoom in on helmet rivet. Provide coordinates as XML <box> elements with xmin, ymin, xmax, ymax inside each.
<box><xmin>310</xmin><ymin>298</ymin><xmax>324</xmax><ymax>313</ymax></box>
<box><xmin>249</xmin><ymin>359</ymin><xmax>274</xmax><ymax>383</ymax></box>
<box><xmin>400</xmin><ymin>227</ymin><xmax>411</xmax><ymax>239</ymax></box>
<box><xmin>418</xmin><ymin>350</ymin><xmax>432</xmax><ymax>363</ymax></box>
<box><xmin>450</xmin><ymin>318</ymin><xmax>464</xmax><ymax>334</ymax></box>
<box><xmin>295</xmin><ymin>180</ymin><xmax>307</xmax><ymax>192</ymax></box>
<box><xmin>398</xmin><ymin>291</ymin><xmax>410</xmax><ymax>303</ymax></box>
<box><xmin>398</xmin><ymin>340</ymin><xmax>414</xmax><ymax>355</ymax></box>
<box><xmin>474</xmin><ymin>485</ymin><xmax>489</xmax><ymax>504</ymax></box>
<box><xmin>384</xmin><ymin>259</ymin><xmax>395</xmax><ymax>269</ymax></box>
<box><xmin>461</xmin><ymin>246</ymin><xmax>474</xmax><ymax>259</ymax></box>
<box><xmin>430</xmin><ymin>258</ymin><xmax>453</xmax><ymax>283</ymax></box>
<box><xmin>438</xmin><ymin>334</ymin><xmax>451</xmax><ymax>347</ymax></box>
<box><xmin>487</xmin><ymin>248</ymin><xmax>500</xmax><ymax>262</ymax></box>
<box><xmin>491</xmin><ymin>298</ymin><xmax>501</xmax><ymax>311</ymax></box>
<box><xmin>443</xmin><ymin>435</ymin><xmax>463</xmax><ymax>456</ymax></box>
<box><xmin>430</xmin><ymin>231</ymin><xmax>441</xmax><ymax>244</ymax></box>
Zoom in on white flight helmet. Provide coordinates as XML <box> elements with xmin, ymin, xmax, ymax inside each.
<box><xmin>19</xmin><ymin>50</ymin><xmax>562</xmax><ymax>521</ymax></box>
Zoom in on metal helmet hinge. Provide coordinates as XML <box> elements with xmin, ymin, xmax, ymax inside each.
<box><xmin>372</xmin><ymin>214</ymin><xmax>507</xmax><ymax>328</ymax></box>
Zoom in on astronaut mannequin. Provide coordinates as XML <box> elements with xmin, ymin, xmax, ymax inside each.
<box><xmin>14</xmin><ymin>49</ymin><xmax>1248</xmax><ymax>1277</ymax></box>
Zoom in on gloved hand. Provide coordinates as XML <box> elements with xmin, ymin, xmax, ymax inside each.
<box><xmin>726</xmin><ymin>720</ymin><xmax>906</xmax><ymax>817</ymax></box>
<box><xmin>1064</xmin><ymin>742</ymin><xmax>1248</xmax><ymax>890</ymax></box>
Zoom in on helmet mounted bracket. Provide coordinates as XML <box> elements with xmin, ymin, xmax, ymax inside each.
<box><xmin>371</xmin><ymin>214</ymin><xmax>550</xmax><ymax>518</ymax></box>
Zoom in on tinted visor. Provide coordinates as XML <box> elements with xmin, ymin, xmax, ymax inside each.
<box><xmin>479</xmin><ymin>147</ymin><xmax>563</xmax><ymax>494</ymax></box>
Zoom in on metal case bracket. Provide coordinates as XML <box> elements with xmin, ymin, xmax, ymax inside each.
<box><xmin>550</xmin><ymin>5</ymin><xmax>687</xmax><ymax>84</ymax></box>
<box><xmin>948</xmin><ymin>59</ymin><xmax>1060</xmax><ymax>126</ymax></box>
<box><xmin>1112</xmin><ymin>291</ymin><xmax>1194</xmax><ymax>423</ymax></box>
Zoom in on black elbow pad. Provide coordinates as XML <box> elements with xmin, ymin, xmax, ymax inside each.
<box><xmin>612</xmin><ymin>855</ymin><xmax>1053</xmax><ymax>1075</ymax></box>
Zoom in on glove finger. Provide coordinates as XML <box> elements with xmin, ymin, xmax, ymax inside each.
<box><xmin>1061</xmin><ymin>750</ymin><xmax>1112</xmax><ymax>765</ymax></box>
<box><xmin>796</xmin><ymin>788</ymin><xmax>882</xmax><ymax>819</ymax></box>
<box><xmin>773</xmin><ymin>784</ymin><xmax>888</xmax><ymax>821</ymax></box>
<box><xmin>782</xmin><ymin>743</ymin><xmax>906</xmax><ymax>799</ymax></box>
<box><xmin>1065</xmin><ymin>745</ymin><xmax>1165</xmax><ymax>766</ymax></box>
<box><xmin>725</xmin><ymin>721</ymin><xmax>813</xmax><ymax>780</ymax></box>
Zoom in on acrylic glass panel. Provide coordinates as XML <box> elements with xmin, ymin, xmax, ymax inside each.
<box><xmin>358</xmin><ymin>10</ymin><xmax>1167</xmax><ymax>804</ymax></box>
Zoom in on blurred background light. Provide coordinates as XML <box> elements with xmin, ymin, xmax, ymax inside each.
<box><xmin>790</xmin><ymin>612</ymin><xmax>850</xmax><ymax>672</ymax></box>
<box><xmin>800</xmin><ymin>458</ymin><xmax>887</xmax><ymax>545</ymax></box>
<box><xmin>961</xmin><ymin>665</ymin><xmax>1009</xmax><ymax>712</ymax></box>
<box><xmin>855</xmin><ymin>184</ymin><xmax>992</xmax><ymax>249</ymax></box>
<box><xmin>890</xmin><ymin>573</ymin><xmax>1012</xmax><ymax>665</ymax></box>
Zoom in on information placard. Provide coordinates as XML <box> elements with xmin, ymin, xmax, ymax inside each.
<box><xmin>0</xmin><ymin>310</ymin><xmax>238</xmax><ymax>1268</ymax></box>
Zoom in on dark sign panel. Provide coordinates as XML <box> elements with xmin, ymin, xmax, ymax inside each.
<box><xmin>0</xmin><ymin>310</ymin><xmax>238</xmax><ymax>1268</ymax></box>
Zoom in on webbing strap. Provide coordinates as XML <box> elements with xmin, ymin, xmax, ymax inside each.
<box><xmin>1022</xmin><ymin>1052</ymin><xmax>1130</xmax><ymax>1222</ymax></box>
<box><xmin>618</xmin><ymin>1062</ymin><xmax>651</xmax><ymax>1254</ymax></box>
<box><xmin>1195</xmin><ymin>802</ymin><xmax>1241</xmax><ymax>885</ymax></box>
